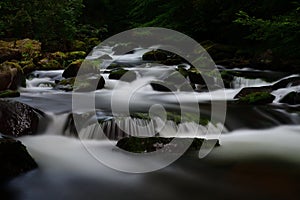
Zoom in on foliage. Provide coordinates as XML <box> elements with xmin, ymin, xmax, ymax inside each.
<box><xmin>234</xmin><ymin>3</ymin><xmax>300</xmax><ymax>56</ymax></box>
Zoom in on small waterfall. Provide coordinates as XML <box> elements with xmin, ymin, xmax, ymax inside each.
<box><xmin>231</xmin><ymin>77</ymin><xmax>269</xmax><ymax>88</ymax></box>
<box><xmin>77</xmin><ymin>117</ymin><xmax>227</xmax><ymax>140</ymax></box>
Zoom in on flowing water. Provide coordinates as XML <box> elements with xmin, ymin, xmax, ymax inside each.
<box><xmin>3</xmin><ymin>47</ymin><xmax>300</xmax><ymax>199</ymax></box>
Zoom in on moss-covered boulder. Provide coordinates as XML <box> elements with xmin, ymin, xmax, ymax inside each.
<box><xmin>142</xmin><ymin>50</ymin><xmax>168</xmax><ymax>61</ymax></box>
<box><xmin>237</xmin><ymin>92</ymin><xmax>275</xmax><ymax>105</ymax></box>
<box><xmin>0</xmin><ymin>39</ymin><xmax>41</xmax><ymax>62</ymax></box>
<box><xmin>234</xmin><ymin>86</ymin><xmax>273</xmax><ymax>99</ymax></box>
<box><xmin>62</xmin><ymin>59</ymin><xmax>100</xmax><ymax>78</ymax></box>
<box><xmin>65</xmin><ymin>51</ymin><xmax>87</xmax><ymax>61</ymax></box>
<box><xmin>108</xmin><ymin>68</ymin><xmax>137</xmax><ymax>82</ymax></box>
<box><xmin>187</xmin><ymin>68</ymin><xmax>214</xmax><ymax>86</ymax></box>
<box><xmin>56</xmin><ymin>75</ymin><xmax>105</xmax><ymax>92</ymax></box>
<box><xmin>116</xmin><ymin>137</ymin><xmax>219</xmax><ymax>153</ymax></box>
<box><xmin>280</xmin><ymin>92</ymin><xmax>300</xmax><ymax>105</ymax></box>
<box><xmin>72</xmin><ymin>40</ymin><xmax>86</xmax><ymax>51</ymax></box>
<box><xmin>150</xmin><ymin>81</ymin><xmax>177</xmax><ymax>92</ymax></box>
<box><xmin>0</xmin><ymin>90</ymin><xmax>20</xmax><ymax>98</ymax></box>
<box><xmin>0</xmin><ymin>100</ymin><xmax>41</xmax><ymax>137</ymax></box>
<box><xmin>38</xmin><ymin>58</ymin><xmax>62</xmax><ymax>70</ymax></box>
<box><xmin>0</xmin><ymin>136</ymin><xmax>38</xmax><ymax>181</ymax></box>
<box><xmin>0</xmin><ymin>61</ymin><xmax>23</xmax><ymax>91</ymax></box>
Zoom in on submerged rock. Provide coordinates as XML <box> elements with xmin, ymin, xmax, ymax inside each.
<box><xmin>0</xmin><ymin>136</ymin><xmax>38</xmax><ymax>181</ymax></box>
<box><xmin>0</xmin><ymin>100</ymin><xmax>41</xmax><ymax>137</ymax></box>
<box><xmin>116</xmin><ymin>137</ymin><xmax>220</xmax><ymax>153</ymax></box>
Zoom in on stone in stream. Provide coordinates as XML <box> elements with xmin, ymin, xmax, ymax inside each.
<box><xmin>0</xmin><ymin>135</ymin><xmax>38</xmax><ymax>181</ymax></box>
<box><xmin>116</xmin><ymin>137</ymin><xmax>220</xmax><ymax>153</ymax></box>
<box><xmin>237</xmin><ymin>92</ymin><xmax>275</xmax><ymax>105</ymax></box>
<box><xmin>280</xmin><ymin>92</ymin><xmax>300</xmax><ymax>105</ymax></box>
<box><xmin>0</xmin><ymin>90</ymin><xmax>20</xmax><ymax>98</ymax></box>
<box><xmin>108</xmin><ymin>68</ymin><xmax>137</xmax><ymax>82</ymax></box>
<box><xmin>62</xmin><ymin>59</ymin><xmax>100</xmax><ymax>78</ymax></box>
<box><xmin>0</xmin><ymin>100</ymin><xmax>41</xmax><ymax>137</ymax></box>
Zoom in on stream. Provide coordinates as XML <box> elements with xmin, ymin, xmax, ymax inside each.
<box><xmin>3</xmin><ymin>46</ymin><xmax>300</xmax><ymax>200</ymax></box>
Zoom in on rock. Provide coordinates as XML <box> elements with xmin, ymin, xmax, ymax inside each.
<box><xmin>21</xmin><ymin>60</ymin><xmax>37</xmax><ymax>74</ymax></box>
<box><xmin>38</xmin><ymin>58</ymin><xmax>62</xmax><ymax>70</ymax></box>
<box><xmin>65</xmin><ymin>51</ymin><xmax>87</xmax><ymax>61</ymax></box>
<box><xmin>57</xmin><ymin>75</ymin><xmax>105</xmax><ymax>92</ymax></box>
<box><xmin>272</xmin><ymin>76</ymin><xmax>300</xmax><ymax>90</ymax></box>
<box><xmin>280</xmin><ymin>92</ymin><xmax>300</xmax><ymax>105</ymax></box>
<box><xmin>72</xmin><ymin>40</ymin><xmax>86</xmax><ymax>51</ymax></box>
<box><xmin>0</xmin><ymin>47</ymin><xmax>22</xmax><ymax>62</ymax></box>
<box><xmin>187</xmin><ymin>68</ymin><xmax>214</xmax><ymax>85</ymax></box>
<box><xmin>150</xmin><ymin>81</ymin><xmax>177</xmax><ymax>92</ymax></box>
<box><xmin>116</xmin><ymin>137</ymin><xmax>220</xmax><ymax>153</ymax></box>
<box><xmin>142</xmin><ymin>50</ymin><xmax>168</xmax><ymax>61</ymax></box>
<box><xmin>234</xmin><ymin>86</ymin><xmax>273</xmax><ymax>99</ymax></box>
<box><xmin>237</xmin><ymin>92</ymin><xmax>275</xmax><ymax>105</ymax></box>
<box><xmin>108</xmin><ymin>68</ymin><xmax>137</xmax><ymax>82</ymax></box>
<box><xmin>0</xmin><ymin>100</ymin><xmax>40</xmax><ymax>137</ymax></box>
<box><xmin>0</xmin><ymin>61</ymin><xmax>23</xmax><ymax>91</ymax></box>
<box><xmin>0</xmin><ymin>136</ymin><xmax>38</xmax><ymax>181</ymax></box>
<box><xmin>62</xmin><ymin>59</ymin><xmax>100</xmax><ymax>78</ymax></box>
<box><xmin>0</xmin><ymin>39</ymin><xmax>41</xmax><ymax>62</ymax></box>
<box><xmin>112</xmin><ymin>43</ymin><xmax>136</xmax><ymax>55</ymax></box>
<box><xmin>73</xmin><ymin>75</ymin><xmax>105</xmax><ymax>92</ymax></box>
<box><xmin>0</xmin><ymin>90</ymin><xmax>20</xmax><ymax>98</ymax></box>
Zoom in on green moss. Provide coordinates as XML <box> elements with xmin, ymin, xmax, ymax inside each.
<box><xmin>130</xmin><ymin>112</ymin><xmax>209</xmax><ymax>126</ymax></box>
<box><xmin>66</xmin><ymin>51</ymin><xmax>87</xmax><ymax>60</ymax></box>
<box><xmin>116</xmin><ymin>137</ymin><xmax>219</xmax><ymax>153</ymax></box>
<box><xmin>238</xmin><ymin>92</ymin><xmax>275</xmax><ymax>104</ymax></box>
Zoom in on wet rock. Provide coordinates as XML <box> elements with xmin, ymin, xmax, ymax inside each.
<box><xmin>234</xmin><ymin>86</ymin><xmax>273</xmax><ymax>99</ymax></box>
<box><xmin>150</xmin><ymin>81</ymin><xmax>177</xmax><ymax>92</ymax></box>
<box><xmin>142</xmin><ymin>50</ymin><xmax>168</xmax><ymax>61</ymax></box>
<box><xmin>0</xmin><ymin>90</ymin><xmax>20</xmax><ymax>98</ymax></box>
<box><xmin>0</xmin><ymin>47</ymin><xmax>22</xmax><ymax>62</ymax></box>
<box><xmin>0</xmin><ymin>136</ymin><xmax>38</xmax><ymax>181</ymax></box>
<box><xmin>109</xmin><ymin>68</ymin><xmax>137</xmax><ymax>82</ymax></box>
<box><xmin>62</xmin><ymin>59</ymin><xmax>100</xmax><ymax>78</ymax></box>
<box><xmin>57</xmin><ymin>75</ymin><xmax>105</xmax><ymax>92</ymax></box>
<box><xmin>38</xmin><ymin>58</ymin><xmax>62</xmax><ymax>70</ymax></box>
<box><xmin>0</xmin><ymin>100</ymin><xmax>40</xmax><ymax>137</ymax></box>
<box><xmin>116</xmin><ymin>137</ymin><xmax>220</xmax><ymax>153</ymax></box>
<box><xmin>272</xmin><ymin>76</ymin><xmax>300</xmax><ymax>90</ymax></box>
<box><xmin>187</xmin><ymin>68</ymin><xmax>214</xmax><ymax>85</ymax></box>
<box><xmin>0</xmin><ymin>61</ymin><xmax>23</xmax><ymax>91</ymax></box>
<box><xmin>280</xmin><ymin>92</ymin><xmax>300</xmax><ymax>105</ymax></box>
<box><xmin>237</xmin><ymin>92</ymin><xmax>275</xmax><ymax>105</ymax></box>
<box><xmin>65</xmin><ymin>51</ymin><xmax>87</xmax><ymax>61</ymax></box>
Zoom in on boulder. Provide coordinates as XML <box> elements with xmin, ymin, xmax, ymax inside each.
<box><xmin>237</xmin><ymin>92</ymin><xmax>275</xmax><ymax>105</ymax></box>
<box><xmin>108</xmin><ymin>68</ymin><xmax>137</xmax><ymax>82</ymax></box>
<box><xmin>0</xmin><ymin>136</ymin><xmax>38</xmax><ymax>181</ymax></box>
<box><xmin>280</xmin><ymin>92</ymin><xmax>300</xmax><ymax>105</ymax></box>
<box><xmin>116</xmin><ymin>137</ymin><xmax>220</xmax><ymax>153</ymax></box>
<box><xmin>0</xmin><ymin>100</ymin><xmax>40</xmax><ymax>137</ymax></box>
<box><xmin>234</xmin><ymin>86</ymin><xmax>273</xmax><ymax>99</ymax></box>
<box><xmin>38</xmin><ymin>58</ymin><xmax>62</xmax><ymax>70</ymax></box>
<box><xmin>142</xmin><ymin>50</ymin><xmax>168</xmax><ymax>61</ymax></box>
<box><xmin>150</xmin><ymin>81</ymin><xmax>177</xmax><ymax>92</ymax></box>
<box><xmin>62</xmin><ymin>59</ymin><xmax>100</xmax><ymax>78</ymax></box>
<box><xmin>0</xmin><ymin>61</ymin><xmax>23</xmax><ymax>91</ymax></box>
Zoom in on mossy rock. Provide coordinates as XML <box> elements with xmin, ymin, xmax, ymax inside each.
<box><xmin>0</xmin><ymin>61</ymin><xmax>23</xmax><ymax>91</ymax></box>
<box><xmin>38</xmin><ymin>58</ymin><xmax>62</xmax><ymax>70</ymax></box>
<box><xmin>106</xmin><ymin>63</ymin><xmax>128</xmax><ymax>70</ymax></box>
<box><xmin>72</xmin><ymin>40</ymin><xmax>86</xmax><ymax>51</ymax></box>
<box><xmin>237</xmin><ymin>92</ymin><xmax>275</xmax><ymax>105</ymax></box>
<box><xmin>131</xmin><ymin>112</ymin><xmax>209</xmax><ymax>126</ymax></box>
<box><xmin>150</xmin><ymin>81</ymin><xmax>177</xmax><ymax>92</ymax></box>
<box><xmin>57</xmin><ymin>75</ymin><xmax>105</xmax><ymax>92</ymax></box>
<box><xmin>0</xmin><ymin>90</ymin><xmax>20</xmax><ymax>98</ymax></box>
<box><xmin>66</xmin><ymin>51</ymin><xmax>87</xmax><ymax>61</ymax></box>
<box><xmin>0</xmin><ymin>99</ymin><xmax>41</xmax><ymax>137</ymax></box>
<box><xmin>0</xmin><ymin>47</ymin><xmax>22</xmax><ymax>62</ymax></box>
<box><xmin>142</xmin><ymin>50</ymin><xmax>168</xmax><ymax>61</ymax></box>
<box><xmin>0</xmin><ymin>136</ymin><xmax>38</xmax><ymax>181</ymax></box>
<box><xmin>62</xmin><ymin>59</ymin><xmax>100</xmax><ymax>79</ymax></box>
<box><xmin>116</xmin><ymin>137</ymin><xmax>219</xmax><ymax>153</ymax></box>
<box><xmin>22</xmin><ymin>61</ymin><xmax>37</xmax><ymax>74</ymax></box>
<box><xmin>187</xmin><ymin>68</ymin><xmax>214</xmax><ymax>86</ymax></box>
<box><xmin>108</xmin><ymin>68</ymin><xmax>137</xmax><ymax>82</ymax></box>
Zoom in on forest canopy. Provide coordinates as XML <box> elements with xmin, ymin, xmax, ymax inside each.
<box><xmin>0</xmin><ymin>0</ymin><xmax>299</xmax><ymax>58</ymax></box>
